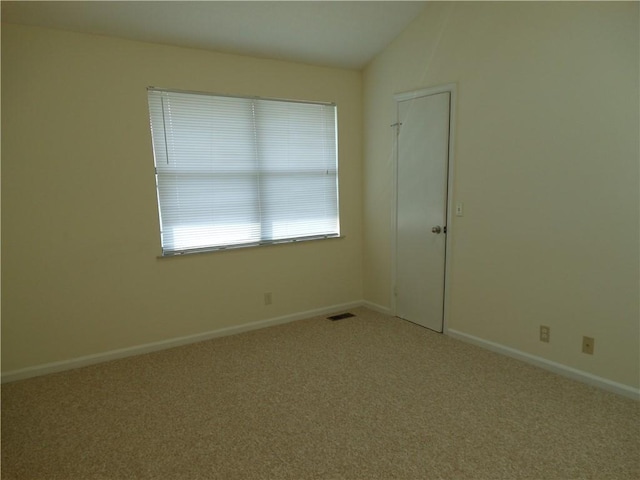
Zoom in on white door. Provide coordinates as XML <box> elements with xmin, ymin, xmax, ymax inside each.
<box><xmin>395</xmin><ymin>91</ymin><xmax>450</xmax><ymax>332</ymax></box>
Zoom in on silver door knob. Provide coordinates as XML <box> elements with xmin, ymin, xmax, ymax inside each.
<box><xmin>432</xmin><ymin>226</ymin><xmax>442</xmax><ymax>234</ymax></box>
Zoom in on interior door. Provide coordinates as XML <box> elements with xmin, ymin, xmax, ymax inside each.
<box><xmin>395</xmin><ymin>91</ymin><xmax>450</xmax><ymax>332</ymax></box>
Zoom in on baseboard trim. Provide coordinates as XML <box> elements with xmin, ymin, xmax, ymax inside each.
<box><xmin>2</xmin><ymin>300</ymin><xmax>364</xmax><ymax>384</ymax></box>
<box><xmin>13</xmin><ymin>305</ymin><xmax>633</xmax><ymax>400</ymax></box>
<box><xmin>447</xmin><ymin>329</ymin><xmax>640</xmax><ymax>400</ymax></box>
<box><xmin>361</xmin><ymin>300</ymin><xmax>392</xmax><ymax>316</ymax></box>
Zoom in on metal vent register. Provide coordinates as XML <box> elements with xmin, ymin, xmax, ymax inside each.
<box><xmin>327</xmin><ymin>312</ymin><xmax>355</xmax><ymax>321</ymax></box>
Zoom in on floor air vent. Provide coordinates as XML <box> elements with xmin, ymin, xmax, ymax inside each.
<box><xmin>327</xmin><ymin>312</ymin><xmax>355</xmax><ymax>321</ymax></box>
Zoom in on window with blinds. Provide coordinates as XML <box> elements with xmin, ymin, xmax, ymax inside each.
<box><xmin>147</xmin><ymin>88</ymin><xmax>340</xmax><ymax>256</ymax></box>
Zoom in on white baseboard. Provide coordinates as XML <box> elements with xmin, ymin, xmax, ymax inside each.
<box><xmin>13</xmin><ymin>304</ymin><xmax>633</xmax><ymax>401</ymax></box>
<box><xmin>1</xmin><ymin>301</ymin><xmax>364</xmax><ymax>384</ymax></box>
<box><xmin>447</xmin><ymin>329</ymin><xmax>640</xmax><ymax>401</ymax></box>
<box><xmin>361</xmin><ymin>300</ymin><xmax>392</xmax><ymax>315</ymax></box>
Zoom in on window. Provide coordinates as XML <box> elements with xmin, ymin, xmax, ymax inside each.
<box><xmin>147</xmin><ymin>88</ymin><xmax>340</xmax><ymax>256</ymax></box>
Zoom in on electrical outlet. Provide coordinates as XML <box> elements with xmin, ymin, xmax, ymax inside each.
<box><xmin>582</xmin><ymin>336</ymin><xmax>594</xmax><ymax>355</ymax></box>
<box><xmin>540</xmin><ymin>325</ymin><xmax>550</xmax><ymax>343</ymax></box>
<box><xmin>264</xmin><ymin>292</ymin><xmax>272</xmax><ymax>306</ymax></box>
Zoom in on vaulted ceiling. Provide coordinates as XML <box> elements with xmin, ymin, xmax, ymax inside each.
<box><xmin>1</xmin><ymin>1</ymin><xmax>428</xmax><ymax>69</ymax></box>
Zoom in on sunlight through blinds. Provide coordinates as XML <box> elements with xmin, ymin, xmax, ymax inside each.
<box><xmin>147</xmin><ymin>88</ymin><xmax>339</xmax><ymax>255</ymax></box>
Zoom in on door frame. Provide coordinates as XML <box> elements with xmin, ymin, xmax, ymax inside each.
<box><xmin>391</xmin><ymin>83</ymin><xmax>457</xmax><ymax>334</ymax></box>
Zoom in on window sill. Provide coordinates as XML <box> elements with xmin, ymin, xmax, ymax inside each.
<box><xmin>156</xmin><ymin>234</ymin><xmax>345</xmax><ymax>259</ymax></box>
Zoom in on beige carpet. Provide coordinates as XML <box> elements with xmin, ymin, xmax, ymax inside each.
<box><xmin>2</xmin><ymin>307</ymin><xmax>639</xmax><ymax>479</ymax></box>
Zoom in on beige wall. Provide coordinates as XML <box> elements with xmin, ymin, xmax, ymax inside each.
<box><xmin>363</xmin><ymin>2</ymin><xmax>639</xmax><ymax>387</ymax></box>
<box><xmin>3</xmin><ymin>2</ymin><xmax>639</xmax><ymax>391</ymax></box>
<box><xmin>1</xmin><ymin>24</ymin><xmax>363</xmax><ymax>372</ymax></box>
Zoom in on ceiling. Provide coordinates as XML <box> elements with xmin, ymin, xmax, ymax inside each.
<box><xmin>1</xmin><ymin>1</ymin><xmax>428</xmax><ymax>70</ymax></box>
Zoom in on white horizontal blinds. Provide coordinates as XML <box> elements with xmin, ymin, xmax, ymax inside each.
<box><xmin>254</xmin><ymin>99</ymin><xmax>338</xmax><ymax>240</ymax></box>
<box><xmin>149</xmin><ymin>90</ymin><xmax>261</xmax><ymax>251</ymax></box>
<box><xmin>147</xmin><ymin>89</ymin><xmax>339</xmax><ymax>254</ymax></box>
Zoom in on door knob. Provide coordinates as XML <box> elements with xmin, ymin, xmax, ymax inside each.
<box><xmin>431</xmin><ymin>226</ymin><xmax>442</xmax><ymax>234</ymax></box>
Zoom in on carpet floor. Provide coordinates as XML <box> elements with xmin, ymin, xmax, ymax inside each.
<box><xmin>2</xmin><ymin>307</ymin><xmax>639</xmax><ymax>479</ymax></box>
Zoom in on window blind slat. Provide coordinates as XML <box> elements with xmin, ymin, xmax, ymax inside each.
<box><xmin>147</xmin><ymin>89</ymin><xmax>339</xmax><ymax>254</ymax></box>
